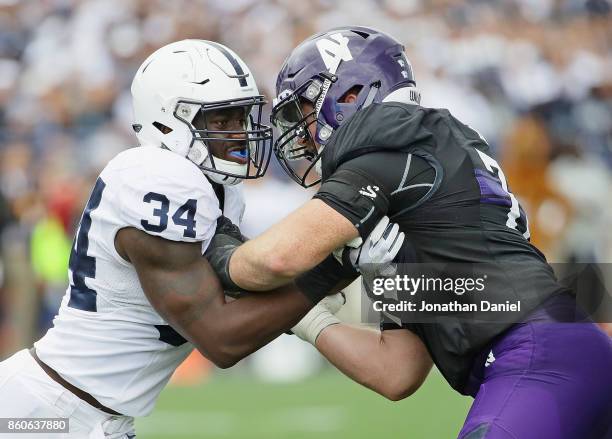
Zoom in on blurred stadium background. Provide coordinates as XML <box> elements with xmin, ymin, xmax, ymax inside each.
<box><xmin>0</xmin><ymin>0</ymin><xmax>610</xmax><ymax>437</ymax></box>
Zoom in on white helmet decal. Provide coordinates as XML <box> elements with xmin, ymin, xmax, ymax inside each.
<box><xmin>315</xmin><ymin>33</ymin><xmax>352</xmax><ymax>74</ymax></box>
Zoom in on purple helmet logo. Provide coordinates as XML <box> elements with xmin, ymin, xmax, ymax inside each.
<box><xmin>271</xmin><ymin>26</ymin><xmax>421</xmax><ymax>187</ymax></box>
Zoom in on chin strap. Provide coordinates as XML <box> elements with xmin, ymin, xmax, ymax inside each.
<box><xmin>362</xmin><ymin>81</ymin><xmax>381</xmax><ymax>108</ymax></box>
<box><xmin>314</xmin><ymin>145</ymin><xmax>325</xmax><ymax>176</ymax></box>
<box><xmin>204</xmin><ymin>169</ymin><xmax>241</xmax><ymax>186</ymax></box>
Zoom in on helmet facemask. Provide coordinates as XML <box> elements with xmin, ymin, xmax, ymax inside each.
<box><xmin>271</xmin><ymin>76</ymin><xmax>335</xmax><ymax>188</ymax></box>
<box><xmin>173</xmin><ymin>96</ymin><xmax>272</xmax><ymax>185</ymax></box>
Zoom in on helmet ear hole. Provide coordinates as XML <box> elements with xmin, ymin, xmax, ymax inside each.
<box><xmin>338</xmin><ymin>85</ymin><xmax>363</xmax><ymax>103</ymax></box>
<box><xmin>153</xmin><ymin>121</ymin><xmax>173</xmax><ymax>134</ymax></box>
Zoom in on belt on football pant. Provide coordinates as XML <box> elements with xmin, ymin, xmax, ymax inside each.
<box><xmin>29</xmin><ymin>348</ymin><xmax>123</xmax><ymax>416</ymax></box>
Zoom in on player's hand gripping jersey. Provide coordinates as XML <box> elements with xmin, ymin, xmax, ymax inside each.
<box><xmin>34</xmin><ymin>146</ymin><xmax>244</xmax><ymax>416</ymax></box>
<box><xmin>314</xmin><ymin>102</ymin><xmax>567</xmax><ymax>393</ymax></box>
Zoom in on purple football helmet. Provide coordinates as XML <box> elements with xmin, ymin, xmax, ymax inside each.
<box><xmin>271</xmin><ymin>26</ymin><xmax>421</xmax><ymax>187</ymax></box>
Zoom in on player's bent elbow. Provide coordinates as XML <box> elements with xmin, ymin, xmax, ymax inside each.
<box><xmin>374</xmin><ymin>377</ymin><xmax>422</xmax><ymax>401</ymax></box>
<box><xmin>201</xmin><ymin>336</ymin><xmax>247</xmax><ymax>369</ymax></box>
<box><xmin>213</xmin><ymin>346</ymin><xmax>243</xmax><ymax>369</ymax></box>
<box><xmin>375</xmin><ymin>366</ymin><xmax>428</xmax><ymax>401</ymax></box>
<box><xmin>210</xmin><ymin>355</ymin><xmax>238</xmax><ymax>370</ymax></box>
<box><xmin>196</xmin><ymin>345</ymin><xmax>240</xmax><ymax>369</ymax></box>
<box><xmin>263</xmin><ymin>253</ymin><xmax>301</xmax><ymax>280</ymax></box>
<box><xmin>380</xmin><ymin>390</ymin><xmax>405</xmax><ymax>402</ymax></box>
<box><xmin>380</xmin><ymin>382</ymin><xmax>421</xmax><ymax>402</ymax></box>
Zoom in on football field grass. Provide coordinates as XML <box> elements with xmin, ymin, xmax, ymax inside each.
<box><xmin>136</xmin><ymin>367</ymin><xmax>472</xmax><ymax>438</ymax></box>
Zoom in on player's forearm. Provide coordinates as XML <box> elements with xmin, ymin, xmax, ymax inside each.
<box><xmin>315</xmin><ymin>324</ymin><xmax>403</xmax><ymax>399</ymax></box>
<box><xmin>315</xmin><ymin>324</ymin><xmax>432</xmax><ymax>401</ymax></box>
<box><xmin>186</xmin><ymin>286</ymin><xmax>312</xmax><ymax>367</ymax></box>
<box><xmin>228</xmin><ymin>239</ymin><xmax>298</xmax><ymax>290</ymax></box>
<box><xmin>227</xmin><ymin>200</ymin><xmax>359</xmax><ymax>291</ymax></box>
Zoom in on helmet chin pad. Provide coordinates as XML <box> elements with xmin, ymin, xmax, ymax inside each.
<box><xmin>203</xmin><ymin>155</ymin><xmax>247</xmax><ymax>185</ymax></box>
<box><xmin>186</xmin><ymin>139</ymin><xmax>249</xmax><ymax>186</ymax></box>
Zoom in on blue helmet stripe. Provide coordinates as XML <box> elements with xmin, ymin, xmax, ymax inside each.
<box><xmin>207</xmin><ymin>41</ymin><xmax>248</xmax><ymax>87</ymax></box>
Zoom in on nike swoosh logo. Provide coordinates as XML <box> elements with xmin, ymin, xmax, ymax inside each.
<box><xmin>189</xmin><ymin>79</ymin><xmax>210</xmax><ymax>85</ymax></box>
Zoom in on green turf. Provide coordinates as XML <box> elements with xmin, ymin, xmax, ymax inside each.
<box><xmin>135</xmin><ymin>367</ymin><xmax>472</xmax><ymax>438</ymax></box>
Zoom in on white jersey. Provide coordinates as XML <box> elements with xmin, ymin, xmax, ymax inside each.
<box><xmin>35</xmin><ymin>146</ymin><xmax>245</xmax><ymax>417</ymax></box>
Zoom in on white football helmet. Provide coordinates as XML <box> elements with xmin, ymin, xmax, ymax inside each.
<box><xmin>131</xmin><ymin>39</ymin><xmax>272</xmax><ymax>185</ymax></box>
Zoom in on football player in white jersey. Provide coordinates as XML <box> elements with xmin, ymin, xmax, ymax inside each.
<box><xmin>0</xmin><ymin>40</ymin><xmax>401</xmax><ymax>438</ymax></box>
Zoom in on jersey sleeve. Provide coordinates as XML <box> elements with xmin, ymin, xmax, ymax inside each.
<box><xmin>314</xmin><ymin>165</ymin><xmax>390</xmax><ymax>240</ymax></box>
<box><xmin>314</xmin><ymin>151</ymin><xmax>436</xmax><ymax>239</ymax></box>
<box><xmin>116</xmin><ymin>164</ymin><xmax>221</xmax><ymax>243</ymax></box>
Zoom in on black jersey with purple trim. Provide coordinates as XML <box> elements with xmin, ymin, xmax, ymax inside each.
<box><xmin>313</xmin><ymin>102</ymin><xmax>566</xmax><ymax>394</ymax></box>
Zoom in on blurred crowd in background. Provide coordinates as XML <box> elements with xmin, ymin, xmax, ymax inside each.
<box><xmin>0</xmin><ymin>0</ymin><xmax>611</xmax><ymax>368</ymax></box>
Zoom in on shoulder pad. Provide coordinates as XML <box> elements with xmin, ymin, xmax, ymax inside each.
<box><xmin>107</xmin><ymin>147</ymin><xmax>220</xmax><ymax>242</ymax></box>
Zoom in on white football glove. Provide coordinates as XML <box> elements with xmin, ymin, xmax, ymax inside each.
<box><xmin>334</xmin><ymin>216</ymin><xmax>405</xmax><ymax>277</ymax></box>
<box><xmin>291</xmin><ymin>292</ymin><xmax>345</xmax><ymax>345</ymax></box>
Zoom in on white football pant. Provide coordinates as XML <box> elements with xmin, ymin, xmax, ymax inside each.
<box><xmin>0</xmin><ymin>350</ymin><xmax>135</xmax><ymax>438</ymax></box>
